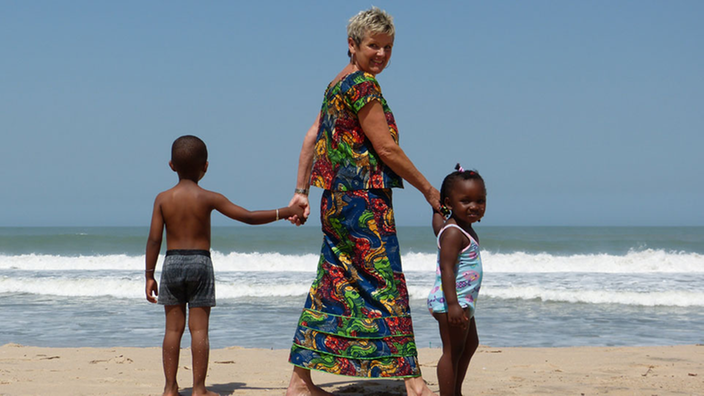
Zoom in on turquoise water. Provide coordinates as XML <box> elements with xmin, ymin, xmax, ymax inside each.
<box><xmin>1</xmin><ymin>226</ymin><xmax>703</xmax><ymax>349</ymax></box>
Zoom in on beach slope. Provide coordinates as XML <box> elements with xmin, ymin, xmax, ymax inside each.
<box><xmin>1</xmin><ymin>344</ymin><xmax>702</xmax><ymax>395</ymax></box>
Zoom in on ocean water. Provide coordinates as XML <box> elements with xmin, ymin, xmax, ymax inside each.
<box><xmin>1</xmin><ymin>226</ymin><xmax>703</xmax><ymax>349</ymax></box>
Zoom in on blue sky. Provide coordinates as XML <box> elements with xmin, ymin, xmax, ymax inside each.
<box><xmin>1</xmin><ymin>1</ymin><xmax>702</xmax><ymax>227</ymax></box>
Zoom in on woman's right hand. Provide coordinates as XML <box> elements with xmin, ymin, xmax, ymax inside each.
<box><xmin>288</xmin><ymin>193</ymin><xmax>310</xmax><ymax>226</ymax></box>
<box><xmin>425</xmin><ymin>186</ymin><xmax>442</xmax><ymax>213</ymax></box>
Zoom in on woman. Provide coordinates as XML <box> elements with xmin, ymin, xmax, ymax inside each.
<box><xmin>286</xmin><ymin>7</ymin><xmax>440</xmax><ymax>396</ymax></box>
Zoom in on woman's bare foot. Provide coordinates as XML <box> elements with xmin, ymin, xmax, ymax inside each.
<box><xmin>163</xmin><ymin>382</ymin><xmax>182</xmax><ymax>396</ymax></box>
<box><xmin>404</xmin><ymin>376</ymin><xmax>437</xmax><ymax>396</ymax></box>
<box><xmin>285</xmin><ymin>366</ymin><xmax>334</xmax><ymax>396</ymax></box>
<box><xmin>192</xmin><ymin>391</ymin><xmax>219</xmax><ymax>396</ymax></box>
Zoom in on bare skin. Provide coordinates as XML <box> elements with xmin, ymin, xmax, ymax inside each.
<box><xmin>431</xmin><ymin>179</ymin><xmax>486</xmax><ymax>395</ymax></box>
<box><xmin>146</xmin><ymin>159</ymin><xmax>305</xmax><ymax>396</ymax></box>
<box><xmin>285</xmin><ymin>367</ymin><xmax>334</xmax><ymax>396</ymax></box>
<box><xmin>286</xmin><ymin>30</ymin><xmax>439</xmax><ymax>396</ymax></box>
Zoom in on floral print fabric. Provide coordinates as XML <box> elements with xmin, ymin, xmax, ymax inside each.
<box><xmin>310</xmin><ymin>71</ymin><xmax>404</xmax><ymax>191</ymax></box>
<box><xmin>289</xmin><ymin>189</ymin><xmax>420</xmax><ymax>377</ymax></box>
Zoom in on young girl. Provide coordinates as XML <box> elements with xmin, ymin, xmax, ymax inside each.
<box><xmin>427</xmin><ymin>164</ymin><xmax>486</xmax><ymax>396</ymax></box>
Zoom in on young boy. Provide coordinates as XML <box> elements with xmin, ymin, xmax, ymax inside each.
<box><xmin>145</xmin><ymin>135</ymin><xmax>304</xmax><ymax>396</ymax></box>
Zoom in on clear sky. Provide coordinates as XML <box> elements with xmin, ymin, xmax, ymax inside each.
<box><xmin>2</xmin><ymin>1</ymin><xmax>702</xmax><ymax>227</ymax></box>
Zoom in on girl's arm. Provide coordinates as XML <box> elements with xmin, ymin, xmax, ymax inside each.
<box><xmin>438</xmin><ymin>227</ymin><xmax>469</xmax><ymax>328</ymax></box>
<box><xmin>288</xmin><ymin>115</ymin><xmax>320</xmax><ymax>225</ymax></box>
<box><xmin>432</xmin><ymin>210</ymin><xmax>446</xmax><ymax>236</ymax></box>
<box><xmin>358</xmin><ymin>101</ymin><xmax>441</xmax><ymax>212</ymax></box>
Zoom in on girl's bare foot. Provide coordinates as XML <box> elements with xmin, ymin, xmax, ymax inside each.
<box><xmin>404</xmin><ymin>376</ymin><xmax>437</xmax><ymax>396</ymax></box>
<box><xmin>285</xmin><ymin>366</ymin><xmax>334</xmax><ymax>396</ymax></box>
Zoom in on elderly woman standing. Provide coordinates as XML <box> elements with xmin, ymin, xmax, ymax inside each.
<box><xmin>286</xmin><ymin>8</ymin><xmax>440</xmax><ymax>396</ymax></box>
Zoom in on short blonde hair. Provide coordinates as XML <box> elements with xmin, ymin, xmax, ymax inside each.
<box><xmin>347</xmin><ymin>7</ymin><xmax>395</xmax><ymax>46</ymax></box>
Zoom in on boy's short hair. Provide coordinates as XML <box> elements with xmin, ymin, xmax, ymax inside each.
<box><xmin>171</xmin><ymin>135</ymin><xmax>208</xmax><ymax>175</ymax></box>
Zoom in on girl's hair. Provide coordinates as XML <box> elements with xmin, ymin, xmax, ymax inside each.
<box><xmin>440</xmin><ymin>164</ymin><xmax>486</xmax><ymax>202</ymax></box>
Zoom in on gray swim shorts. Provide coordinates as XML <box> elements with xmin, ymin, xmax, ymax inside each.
<box><xmin>158</xmin><ymin>250</ymin><xmax>216</xmax><ymax>307</ymax></box>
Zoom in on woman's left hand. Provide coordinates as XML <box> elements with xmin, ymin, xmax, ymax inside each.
<box><xmin>287</xmin><ymin>193</ymin><xmax>310</xmax><ymax>226</ymax></box>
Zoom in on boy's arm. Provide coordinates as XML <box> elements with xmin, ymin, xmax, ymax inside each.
<box><xmin>211</xmin><ymin>192</ymin><xmax>305</xmax><ymax>225</ymax></box>
<box><xmin>438</xmin><ymin>228</ymin><xmax>469</xmax><ymax>328</ymax></box>
<box><xmin>145</xmin><ymin>196</ymin><xmax>163</xmax><ymax>304</ymax></box>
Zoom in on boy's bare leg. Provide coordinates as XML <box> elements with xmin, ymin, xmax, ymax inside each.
<box><xmin>188</xmin><ymin>306</ymin><xmax>219</xmax><ymax>396</ymax></box>
<box><xmin>163</xmin><ymin>305</ymin><xmax>187</xmax><ymax>396</ymax></box>
<box><xmin>285</xmin><ymin>366</ymin><xmax>334</xmax><ymax>396</ymax></box>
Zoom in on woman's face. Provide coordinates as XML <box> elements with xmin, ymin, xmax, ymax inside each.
<box><xmin>349</xmin><ymin>32</ymin><xmax>394</xmax><ymax>75</ymax></box>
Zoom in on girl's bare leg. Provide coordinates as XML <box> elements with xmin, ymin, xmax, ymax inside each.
<box><xmin>434</xmin><ymin>312</ymin><xmax>468</xmax><ymax>396</ymax></box>
<box><xmin>163</xmin><ymin>305</ymin><xmax>186</xmax><ymax>396</ymax></box>
<box><xmin>285</xmin><ymin>366</ymin><xmax>334</xmax><ymax>396</ymax></box>
<box><xmin>454</xmin><ymin>317</ymin><xmax>478</xmax><ymax>396</ymax></box>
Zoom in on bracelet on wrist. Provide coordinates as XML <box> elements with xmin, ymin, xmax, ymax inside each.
<box><xmin>294</xmin><ymin>188</ymin><xmax>309</xmax><ymax>195</ymax></box>
<box><xmin>276</xmin><ymin>208</ymin><xmax>280</xmax><ymax>221</ymax></box>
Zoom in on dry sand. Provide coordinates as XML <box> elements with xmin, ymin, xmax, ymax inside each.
<box><xmin>1</xmin><ymin>343</ymin><xmax>702</xmax><ymax>395</ymax></box>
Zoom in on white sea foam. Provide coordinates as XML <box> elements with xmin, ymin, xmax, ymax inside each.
<box><xmin>2</xmin><ymin>274</ymin><xmax>703</xmax><ymax>307</ymax></box>
<box><xmin>2</xmin><ymin>249</ymin><xmax>702</xmax><ymax>273</ymax></box>
<box><xmin>394</xmin><ymin>249</ymin><xmax>704</xmax><ymax>274</ymax></box>
<box><xmin>0</xmin><ymin>276</ymin><xmax>140</xmax><ymax>299</ymax></box>
<box><xmin>479</xmin><ymin>286</ymin><xmax>704</xmax><ymax>307</ymax></box>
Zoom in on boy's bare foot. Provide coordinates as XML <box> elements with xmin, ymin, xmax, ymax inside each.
<box><xmin>404</xmin><ymin>376</ymin><xmax>437</xmax><ymax>396</ymax></box>
<box><xmin>285</xmin><ymin>367</ymin><xmax>334</xmax><ymax>396</ymax></box>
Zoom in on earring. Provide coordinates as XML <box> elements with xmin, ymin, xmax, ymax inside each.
<box><xmin>439</xmin><ymin>204</ymin><xmax>451</xmax><ymax>219</ymax></box>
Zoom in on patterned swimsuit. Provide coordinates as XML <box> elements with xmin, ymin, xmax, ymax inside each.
<box><xmin>427</xmin><ymin>224</ymin><xmax>483</xmax><ymax>318</ymax></box>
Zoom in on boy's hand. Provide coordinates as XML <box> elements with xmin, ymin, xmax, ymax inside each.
<box><xmin>146</xmin><ymin>278</ymin><xmax>158</xmax><ymax>303</ymax></box>
<box><xmin>447</xmin><ymin>303</ymin><xmax>468</xmax><ymax>329</ymax></box>
<box><xmin>289</xmin><ymin>202</ymin><xmax>307</xmax><ymax>225</ymax></box>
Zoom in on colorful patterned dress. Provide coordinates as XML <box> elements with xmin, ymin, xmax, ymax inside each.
<box><xmin>289</xmin><ymin>71</ymin><xmax>420</xmax><ymax>378</ymax></box>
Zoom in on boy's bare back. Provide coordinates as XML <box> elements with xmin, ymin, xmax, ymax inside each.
<box><xmin>145</xmin><ymin>135</ymin><xmax>304</xmax><ymax>304</ymax></box>
<box><xmin>152</xmin><ymin>180</ymin><xmax>218</xmax><ymax>251</ymax></box>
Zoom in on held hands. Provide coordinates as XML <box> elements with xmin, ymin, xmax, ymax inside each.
<box><xmin>287</xmin><ymin>193</ymin><xmax>310</xmax><ymax>226</ymax></box>
<box><xmin>425</xmin><ymin>186</ymin><xmax>442</xmax><ymax>213</ymax></box>
<box><xmin>145</xmin><ymin>277</ymin><xmax>158</xmax><ymax>304</ymax></box>
<box><xmin>288</xmin><ymin>201</ymin><xmax>306</xmax><ymax>223</ymax></box>
<box><xmin>447</xmin><ymin>302</ymin><xmax>469</xmax><ymax>329</ymax></box>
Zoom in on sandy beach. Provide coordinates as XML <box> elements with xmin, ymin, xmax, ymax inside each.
<box><xmin>1</xmin><ymin>343</ymin><xmax>702</xmax><ymax>395</ymax></box>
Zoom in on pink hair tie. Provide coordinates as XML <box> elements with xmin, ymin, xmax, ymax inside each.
<box><xmin>458</xmin><ymin>165</ymin><xmax>464</xmax><ymax>173</ymax></box>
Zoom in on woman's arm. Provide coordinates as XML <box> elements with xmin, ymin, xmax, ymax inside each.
<box><xmin>288</xmin><ymin>116</ymin><xmax>320</xmax><ymax>225</ymax></box>
<box><xmin>358</xmin><ymin>101</ymin><xmax>441</xmax><ymax>211</ymax></box>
